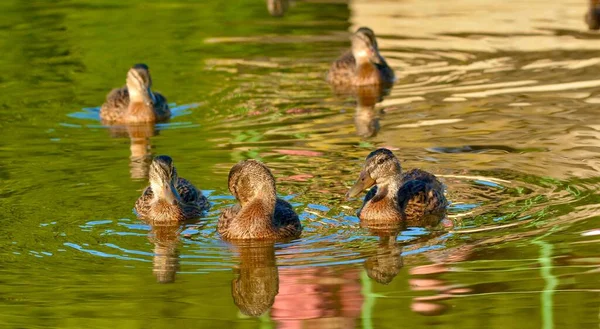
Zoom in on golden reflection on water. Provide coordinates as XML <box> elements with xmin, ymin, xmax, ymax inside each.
<box><xmin>350</xmin><ymin>0</ymin><xmax>598</xmax><ymax>52</ymax></box>
<box><xmin>231</xmin><ymin>241</ymin><xmax>279</xmax><ymax>316</ymax></box>
<box><xmin>106</xmin><ymin>123</ymin><xmax>157</xmax><ymax>179</ymax></box>
<box><xmin>148</xmin><ymin>224</ymin><xmax>182</xmax><ymax>284</ymax></box>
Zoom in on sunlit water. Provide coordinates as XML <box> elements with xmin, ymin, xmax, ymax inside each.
<box><xmin>0</xmin><ymin>0</ymin><xmax>599</xmax><ymax>328</ymax></box>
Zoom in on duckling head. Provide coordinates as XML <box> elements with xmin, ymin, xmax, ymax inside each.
<box><xmin>148</xmin><ymin>155</ymin><xmax>181</xmax><ymax>206</ymax></box>
<box><xmin>352</xmin><ymin>27</ymin><xmax>381</xmax><ymax>65</ymax></box>
<box><xmin>126</xmin><ymin>63</ymin><xmax>156</xmax><ymax>106</ymax></box>
<box><xmin>228</xmin><ymin>160</ymin><xmax>277</xmax><ymax>208</ymax></box>
<box><xmin>347</xmin><ymin>148</ymin><xmax>401</xmax><ymax>198</ymax></box>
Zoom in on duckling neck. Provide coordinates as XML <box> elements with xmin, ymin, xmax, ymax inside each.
<box><xmin>355</xmin><ymin>60</ymin><xmax>381</xmax><ymax>85</ymax></box>
<box><xmin>373</xmin><ymin>173</ymin><xmax>403</xmax><ymax>203</ymax></box>
<box><xmin>127</xmin><ymin>88</ymin><xmax>156</xmax><ymax>122</ymax></box>
<box><xmin>127</xmin><ymin>102</ymin><xmax>156</xmax><ymax>122</ymax></box>
<box><xmin>232</xmin><ymin>195</ymin><xmax>277</xmax><ymax>238</ymax></box>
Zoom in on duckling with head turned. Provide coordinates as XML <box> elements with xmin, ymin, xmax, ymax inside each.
<box><xmin>135</xmin><ymin>155</ymin><xmax>210</xmax><ymax>222</ymax></box>
<box><xmin>218</xmin><ymin>160</ymin><xmax>302</xmax><ymax>240</ymax></box>
<box><xmin>100</xmin><ymin>64</ymin><xmax>170</xmax><ymax>124</ymax></box>
<box><xmin>347</xmin><ymin>149</ymin><xmax>447</xmax><ymax>227</ymax></box>
<box><xmin>327</xmin><ymin>27</ymin><xmax>395</xmax><ymax>86</ymax></box>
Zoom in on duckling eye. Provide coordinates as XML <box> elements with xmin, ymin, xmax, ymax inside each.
<box><xmin>377</xmin><ymin>158</ymin><xmax>386</xmax><ymax>165</ymax></box>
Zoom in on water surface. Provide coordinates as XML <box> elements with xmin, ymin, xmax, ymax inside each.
<box><xmin>1</xmin><ymin>0</ymin><xmax>599</xmax><ymax>328</ymax></box>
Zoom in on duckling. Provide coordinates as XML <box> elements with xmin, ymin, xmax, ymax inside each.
<box><xmin>327</xmin><ymin>27</ymin><xmax>395</xmax><ymax>86</ymax></box>
<box><xmin>135</xmin><ymin>155</ymin><xmax>210</xmax><ymax>222</ymax></box>
<box><xmin>218</xmin><ymin>160</ymin><xmax>302</xmax><ymax>240</ymax></box>
<box><xmin>346</xmin><ymin>148</ymin><xmax>447</xmax><ymax>227</ymax></box>
<box><xmin>100</xmin><ymin>64</ymin><xmax>170</xmax><ymax>123</ymax></box>
<box><xmin>586</xmin><ymin>0</ymin><xmax>600</xmax><ymax>30</ymax></box>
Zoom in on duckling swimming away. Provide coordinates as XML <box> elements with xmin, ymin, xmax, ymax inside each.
<box><xmin>135</xmin><ymin>155</ymin><xmax>210</xmax><ymax>222</ymax></box>
<box><xmin>327</xmin><ymin>27</ymin><xmax>395</xmax><ymax>86</ymax></box>
<box><xmin>218</xmin><ymin>160</ymin><xmax>302</xmax><ymax>240</ymax></box>
<box><xmin>100</xmin><ymin>64</ymin><xmax>170</xmax><ymax>124</ymax></box>
<box><xmin>346</xmin><ymin>148</ymin><xmax>447</xmax><ymax>227</ymax></box>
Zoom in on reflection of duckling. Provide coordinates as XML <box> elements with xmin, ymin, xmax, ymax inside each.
<box><xmin>364</xmin><ymin>233</ymin><xmax>403</xmax><ymax>285</ymax></box>
<box><xmin>100</xmin><ymin>64</ymin><xmax>170</xmax><ymax>124</ymax></box>
<box><xmin>135</xmin><ymin>156</ymin><xmax>210</xmax><ymax>222</ymax></box>
<box><xmin>355</xmin><ymin>105</ymin><xmax>380</xmax><ymax>138</ymax></box>
<box><xmin>104</xmin><ymin>123</ymin><xmax>157</xmax><ymax>179</ymax></box>
<box><xmin>347</xmin><ymin>148</ymin><xmax>447</xmax><ymax>227</ymax></box>
<box><xmin>231</xmin><ymin>241</ymin><xmax>279</xmax><ymax>316</ymax></box>
<box><xmin>266</xmin><ymin>0</ymin><xmax>289</xmax><ymax>16</ymax></box>
<box><xmin>218</xmin><ymin>160</ymin><xmax>302</xmax><ymax>240</ymax></box>
<box><xmin>327</xmin><ymin>27</ymin><xmax>395</xmax><ymax>86</ymax></box>
<box><xmin>149</xmin><ymin>224</ymin><xmax>181</xmax><ymax>283</ymax></box>
<box><xmin>586</xmin><ymin>0</ymin><xmax>600</xmax><ymax>30</ymax></box>
<box><xmin>354</xmin><ymin>85</ymin><xmax>386</xmax><ymax>138</ymax></box>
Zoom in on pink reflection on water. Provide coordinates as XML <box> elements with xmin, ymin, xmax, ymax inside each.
<box><xmin>271</xmin><ymin>267</ymin><xmax>363</xmax><ymax>329</ymax></box>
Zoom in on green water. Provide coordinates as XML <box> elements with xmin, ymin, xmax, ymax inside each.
<box><xmin>1</xmin><ymin>0</ymin><xmax>599</xmax><ymax>328</ymax></box>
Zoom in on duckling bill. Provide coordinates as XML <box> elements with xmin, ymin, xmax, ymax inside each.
<box><xmin>218</xmin><ymin>160</ymin><xmax>302</xmax><ymax>240</ymax></box>
<box><xmin>135</xmin><ymin>155</ymin><xmax>210</xmax><ymax>222</ymax></box>
<box><xmin>100</xmin><ymin>64</ymin><xmax>170</xmax><ymax>124</ymax></box>
<box><xmin>347</xmin><ymin>148</ymin><xmax>447</xmax><ymax>227</ymax></box>
<box><xmin>327</xmin><ymin>27</ymin><xmax>395</xmax><ymax>86</ymax></box>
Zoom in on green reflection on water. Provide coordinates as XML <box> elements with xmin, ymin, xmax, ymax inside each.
<box><xmin>0</xmin><ymin>0</ymin><xmax>600</xmax><ymax>327</ymax></box>
<box><xmin>533</xmin><ymin>239</ymin><xmax>559</xmax><ymax>329</ymax></box>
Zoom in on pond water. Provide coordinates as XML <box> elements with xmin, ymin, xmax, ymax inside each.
<box><xmin>1</xmin><ymin>0</ymin><xmax>599</xmax><ymax>328</ymax></box>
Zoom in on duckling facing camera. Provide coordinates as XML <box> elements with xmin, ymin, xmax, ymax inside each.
<box><xmin>347</xmin><ymin>149</ymin><xmax>447</xmax><ymax>227</ymax></box>
<box><xmin>100</xmin><ymin>63</ymin><xmax>170</xmax><ymax>124</ymax></box>
<box><xmin>135</xmin><ymin>155</ymin><xmax>210</xmax><ymax>222</ymax></box>
<box><xmin>327</xmin><ymin>27</ymin><xmax>395</xmax><ymax>86</ymax></box>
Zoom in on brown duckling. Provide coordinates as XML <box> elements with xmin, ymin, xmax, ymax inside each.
<box><xmin>135</xmin><ymin>155</ymin><xmax>210</xmax><ymax>222</ymax></box>
<box><xmin>100</xmin><ymin>64</ymin><xmax>170</xmax><ymax>124</ymax></box>
<box><xmin>218</xmin><ymin>160</ymin><xmax>302</xmax><ymax>240</ymax></box>
<box><xmin>346</xmin><ymin>148</ymin><xmax>447</xmax><ymax>227</ymax></box>
<box><xmin>327</xmin><ymin>27</ymin><xmax>395</xmax><ymax>86</ymax></box>
<box><xmin>586</xmin><ymin>0</ymin><xmax>600</xmax><ymax>30</ymax></box>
